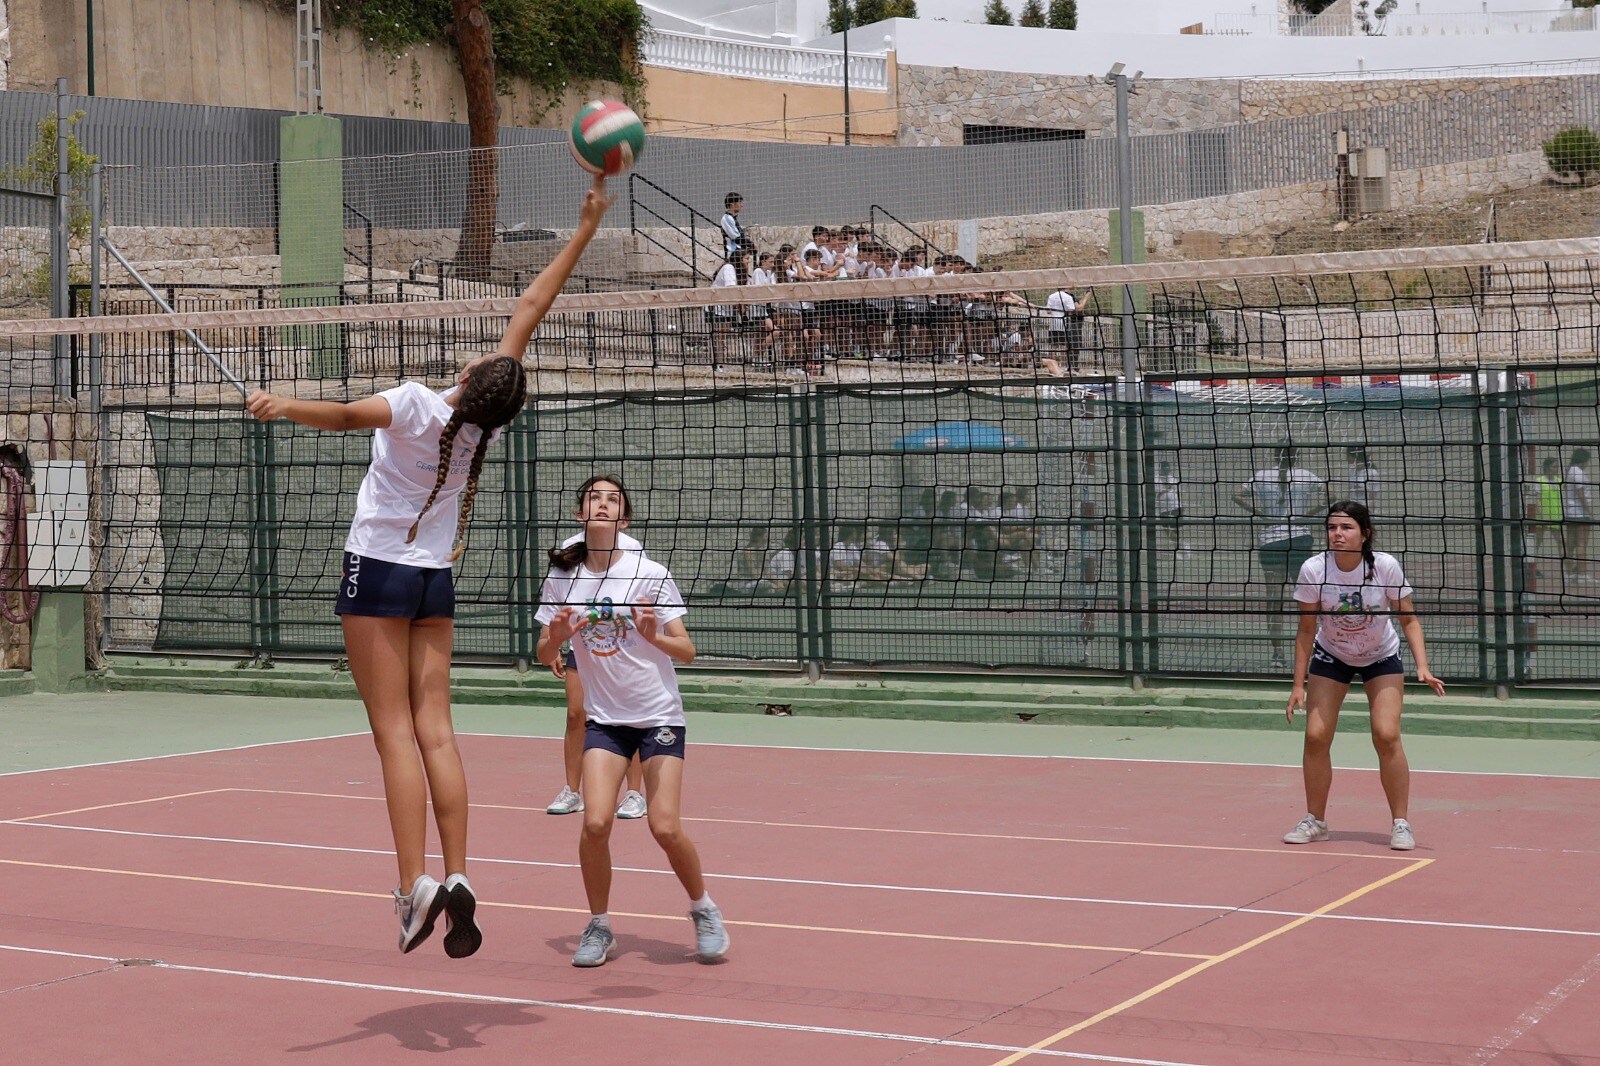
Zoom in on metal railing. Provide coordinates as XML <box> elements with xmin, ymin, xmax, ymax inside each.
<box><xmin>641</xmin><ymin>29</ymin><xmax>889</xmax><ymax>90</ymax></box>
<box><xmin>628</xmin><ymin>172</ymin><xmax>723</xmax><ymax>282</ymax></box>
<box><xmin>868</xmin><ymin>204</ymin><xmax>955</xmax><ymax>262</ymax></box>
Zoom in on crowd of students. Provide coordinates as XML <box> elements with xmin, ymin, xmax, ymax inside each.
<box><xmin>710</xmin><ymin>193</ymin><xmax>1084</xmax><ymax>376</ymax></box>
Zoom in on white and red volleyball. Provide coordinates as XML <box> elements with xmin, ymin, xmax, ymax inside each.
<box><xmin>569</xmin><ymin>100</ymin><xmax>646</xmax><ymax>176</ymax></box>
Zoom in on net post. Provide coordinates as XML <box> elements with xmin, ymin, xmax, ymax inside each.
<box><xmin>52</xmin><ymin>78</ymin><xmax>72</xmax><ymax>399</ymax></box>
<box><xmin>808</xmin><ymin>388</ymin><xmax>833</xmax><ymax>670</ymax></box>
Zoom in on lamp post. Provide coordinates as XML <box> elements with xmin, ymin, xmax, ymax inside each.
<box><xmin>843</xmin><ymin>7</ymin><xmax>852</xmax><ymax>146</ymax></box>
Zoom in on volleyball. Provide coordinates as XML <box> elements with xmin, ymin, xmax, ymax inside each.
<box><xmin>569</xmin><ymin>101</ymin><xmax>645</xmax><ymax>176</ymax></box>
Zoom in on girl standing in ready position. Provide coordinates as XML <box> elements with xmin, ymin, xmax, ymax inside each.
<box><xmin>534</xmin><ymin>476</ymin><xmax>730</xmax><ymax>967</ymax></box>
<box><xmin>1284</xmin><ymin>501</ymin><xmax>1445</xmax><ymax>851</ymax></box>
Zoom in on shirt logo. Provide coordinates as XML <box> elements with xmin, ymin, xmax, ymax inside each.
<box><xmin>577</xmin><ymin>597</ymin><xmax>630</xmax><ymax>656</ymax></box>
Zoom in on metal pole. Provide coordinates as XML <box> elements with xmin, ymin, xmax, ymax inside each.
<box><xmin>1114</xmin><ymin>72</ymin><xmax>1138</xmax><ymax>388</ymax></box>
<box><xmin>53</xmin><ymin>78</ymin><xmax>72</xmax><ymax>397</ymax></box>
<box><xmin>1111</xmin><ymin>69</ymin><xmax>1146</xmax><ymax>685</ymax></box>
<box><xmin>843</xmin><ymin>16</ymin><xmax>852</xmax><ymax>147</ymax></box>
<box><xmin>86</xmin><ymin>0</ymin><xmax>97</xmax><ymax>96</ymax></box>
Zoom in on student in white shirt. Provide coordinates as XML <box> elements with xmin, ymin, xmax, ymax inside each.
<box><xmin>535</xmin><ymin>476</ymin><xmax>730</xmax><ymax>967</ymax></box>
<box><xmin>719</xmin><ymin>192</ymin><xmax>744</xmax><ymax>257</ymax></box>
<box><xmin>1153</xmin><ymin>460</ymin><xmax>1193</xmax><ymax>559</ymax></box>
<box><xmin>708</xmin><ymin>246</ymin><xmax>751</xmax><ymax>366</ymax></box>
<box><xmin>748</xmin><ymin>250</ymin><xmax>779</xmax><ymax>365</ymax></box>
<box><xmin>245</xmin><ymin>176</ymin><xmax>612</xmax><ymax>958</ymax></box>
<box><xmin>1284</xmin><ymin>500</ymin><xmax>1445</xmax><ymax>852</ymax></box>
<box><xmin>546</xmin><ymin>526</ymin><xmax>647</xmax><ymax>820</ymax></box>
<box><xmin>1339</xmin><ymin>445</ymin><xmax>1383</xmax><ymax>517</ymax></box>
<box><xmin>1232</xmin><ymin>445</ymin><xmax>1327</xmax><ymax>669</ymax></box>
<box><xmin>1566</xmin><ymin>448</ymin><xmax>1594</xmax><ymax>579</ymax></box>
<box><xmin>1044</xmin><ymin>287</ymin><xmax>1078</xmax><ymax>370</ymax></box>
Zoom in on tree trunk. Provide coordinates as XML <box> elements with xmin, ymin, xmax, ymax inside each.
<box><xmin>452</xmin><ymin>0</ymin><xmax>498</xmax><ymax>282</ymax></box>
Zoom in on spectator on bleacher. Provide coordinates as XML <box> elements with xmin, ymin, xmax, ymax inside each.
<box><xmin>893</xmin><ymin>247</ymin><xmax>932</xmax><ymax>361</ymax></box>
<box><xmin>772</xmin><ymin>244</ymin><xmax>813</xmax><ymax>375</ymax></box>
<box><xmin>727</xmin><ymin>526</ymin><xmax>769</xmax><ymax>594</ymax></box>
<box><xmin>708</xmin><ymin>245</ymin><xmax>752</xmax><ymax>366</ymax></box>
<box><xmin>1233</xmin><ymin>445</ymin><xmax>1328</xmax><ymax>670</ymax></box>
<box><xmin>762</xmin><ymin>528</ymin><xmax>802</xmax><ymax>594</ymax></box>
<box><xmin>856</xmin><ymin>242</ymin><xmax>895</xmax><ymax>359</ymax></box>
<box><xmin>721</xmin><ymin>193</ymin><xmax>745</xmax><ymax>257</ymax></box>
<box><xmin>930</xmin><ymin>255</ymin><xmax>967</xmax><ymax>363</ymax></box>
<box><xmin>998</xmin><ymin>320</ymin><xmax>1038</xmax><ymax>368</ymax></box>
<box><xmin>1339</xmin><ymin>446</ymin><xmax>1383</xmax><ymax>517</ymax></box>
<box><xmin>829</xmin><ymin>523</ymin><xmax>893</xmax><ymax>584</ymax></box>
<box><xmin>997</xmin><ymin>487</ymin><xmax>1035</xmax><ymax>578</ymax></box>
<box><xmin>748</xmin><ymin>250</ymin><xmax>780</xmax><ymax>367</ymax></box>
<box><xmin>1566</xmin><ymin>448</ymin><xmax>1593</xmax><ymax>580</ymax></box>
<box><xmin>929</xmin><ymin>489</ymin><xmax>964</xmax><ymax>579</ymax></box>
<box><xmin>1044</xmin><ymin>285</ymin><xmax>1079</xmax><ymax>372</ymax></box>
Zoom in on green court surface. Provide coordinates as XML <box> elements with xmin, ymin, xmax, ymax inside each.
<box><xmin>4</xmin><ymin>687</ymin><xmax>1598</xmax><ymax>779</ymax></box>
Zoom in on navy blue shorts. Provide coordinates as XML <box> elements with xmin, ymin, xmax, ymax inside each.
<box><xmin>1309</xmin><ymin>642</ymin><xmax>1404</xmax><ymax>685</ymax></box>
<box><xmin>334</xmin><ymin>552</ymin><xmax>455</xmax><ymax>620</ymax></box>
<box><xmin>563</xmin><ymin>648</ymin><xmax>577</xmax><ymax>670</ymax></box>
<box><xmin>584</xmin><ymin>720</ymin><xmax>687</xmax><ymax>762</ymax></box>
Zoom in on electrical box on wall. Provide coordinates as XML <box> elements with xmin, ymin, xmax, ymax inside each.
<box><xmin>26</xmin><ymin>461</ymin><xmax>91</xmax><ymax>589</ymax></box>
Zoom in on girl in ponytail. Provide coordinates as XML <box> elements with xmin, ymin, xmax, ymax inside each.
<box><xmin>1282</xmin><ymin>500</ymin><xmax>1445</xmax><ymax>854</ymax></box>
<box><xmin>244</xmin><ymin>174</ymin><xmax>614</xmax><ymax>960</ymax></box>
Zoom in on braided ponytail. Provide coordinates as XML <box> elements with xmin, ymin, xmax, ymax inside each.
<box><xmin>408</xmin><ymin>413</ymin><xmax>465</xmax><ymax>544</ymax></box>
<box><xmin>408</xmin><ymin>355</ymin><xmax>528</xmax><ymax>559</ymax></box>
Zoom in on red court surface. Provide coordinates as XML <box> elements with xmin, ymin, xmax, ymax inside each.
<box><xmin>1</xmin><ymin>733</ymin><xmax>1597</xmax><ymax>1064</ymax></box>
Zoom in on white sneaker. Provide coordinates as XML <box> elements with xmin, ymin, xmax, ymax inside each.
<box><xmin>615</xmin><ymin>790</ymin><xmax>648</xmax><ymax>820</ymax></box>
<box><xmin>547</xmin><ymin>786</ymin><xmax>584</xmax><ymax>815</ymax></box>
<box><xmin>1390</xmin><ymin>819</ymin><xmax>1416</xmax><ymax>851</ymax></box>
<box><xmin>1283</xmin><ymin>814</ymin><xmax>1329</xmax><ymax>844</ymax></box>
<box><xmin>393</xmin><ymin>874</ymin><xmax>446</xmax><ymax>953</ymax></box>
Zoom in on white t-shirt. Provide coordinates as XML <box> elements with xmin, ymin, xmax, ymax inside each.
<box><xmin>710</xmin><ymin>262</ymin><xmax>739</xmax><ymax>317</ymax></box>
<box><xmin>1565</xmin><ymin>465</ymin><xmax>1593</xmax><ymax>518</ymax></box>
<box><xmin>1154</xmin><ymin>472</ymin><xmax>1180</xmax><ymax>514</ymax></box>
<box><xmin>1242</xmin><ymin>468</ymin><xmax>1324</xmax><ymax>544</ymax></box>
<box><xmin>1339</xmin><ymin>463</ymin><xmax>1382</xmax><ymax>516</ymax></box>
<box><xmin>345</xmin><ymin>382</ymin><xmax>493</xmax><ymax>568</ymax></box>
<box><xmin>720</xmin><ymin>211</ymin><xmax>743</xmax><ymax>254</ymax></box>
<box><xmin>1294</xmin><ymin>551</ymin><xmax>1413</xmax><ymax>667</ymax></box>
<box><xmin>764</xmin><ymin>547</ymin><xmax>795</xmax><ymax>584</ymax></box>
<box><xmin>535</xmin><ymin>552</ymin><xmax>689</xmax><ymax>727</ymax></box>
<box><xmin>1045</xmin><ymin>289</ymin><xmax>1077</xmax><ymax>333</ymax></box>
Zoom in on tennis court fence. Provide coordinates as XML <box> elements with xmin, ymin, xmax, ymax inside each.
<box><xmin>0</xmin><ymin>241</ymin><xmax>1596</xmax><ymax>686</ymax></box>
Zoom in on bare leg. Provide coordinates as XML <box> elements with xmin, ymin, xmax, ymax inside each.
<box><xmin>578</xmin><ymin>748</ymin><xmax>629</xmax><ymax>914</ymax></box>
<box><xmin>627</xmin><ymin>755</ymin><xmax>644</xmax><ymax>796</ymax></box>
<box><xmin>643</xmin><ymin>756</ymin><xmax>706</xmax><ymax>901</ymax></box>
<box><xmin>1365</xmin><ymin>674</ymin><xmax>1410</xmax><ymax>820</ymax></box>
<box><xmin>343</xmin><ymin>615</ymin><xmax>427</xmax><ymax>888</ymax></box>
<box><xmin>563</xmin><ymin>669</ymin><xmax>585</xmax><ymax>792</ymax></box>
<box><xmin>408</xmin><ymin>617</ymin><xmax>467</xmax><ymax>877</ymax></box>
<box><xmin>1302</xmin><ymin>675</ymin><xmax>1349</xmax><ymax>821</ymax></box>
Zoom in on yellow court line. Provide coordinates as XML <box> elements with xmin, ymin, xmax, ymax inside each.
<box><xmin>230</xmin><ymin>788</ymin><xmax>1410</xmax><ymax>862</ymax></box>
<box><xmin>986</xmin><ymin>857</ymin><xmax>1436</xmax><ymax>1065</ymax></box>
<box><xmin>7</xmin><ymin>789</ymin><xmax>233</xmax><ymax>824</ymax></box>
<box><xmin>0</xmin><ymin>858</ymin><xmax>1211</xmax><ymax>960</ymax></box>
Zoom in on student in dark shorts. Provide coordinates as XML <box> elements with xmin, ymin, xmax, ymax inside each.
<box><xmin>1283</xmin><ymin>501</ymin><xmax>1446</xmax><ymax>852</ymax></box>
<box><xmin>535</xmin><ymin>476</ymin><xmax>730</xmax><ymax>968</ymax></box>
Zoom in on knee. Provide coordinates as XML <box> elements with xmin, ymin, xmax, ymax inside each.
<box><xmin>1303</xmin><ymin>727</ymin><xmax>1335</xmax><ymax>754</ymax></box>
<box><xmin>1371</xmin><ymin>727</ymin><xmax>1403</xmax><ymax>754</ymax></box>
<box><xmin>648</xmin><ymin>818</ymin><xmax>684</xmax><ymax>849</ymax></box>
<box><xmin>413</xmin><ymin>722</ymin><xmax>458</xmax><ymax>757</ymax></box>
<box><xmin>580</xmin><ymin>816</ymin><xmax>614</xmax><ymax>844</ymax></box>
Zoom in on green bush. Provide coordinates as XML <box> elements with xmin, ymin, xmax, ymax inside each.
<box><xmin>1543</xmin><ymin>126</ymin><xmax>1600</xmax><ymax>180</ymax></box>
<box><xmin>984</xmin><ymin>0</ymin><xmax>1014</xmax><ymax>24</ymax></box>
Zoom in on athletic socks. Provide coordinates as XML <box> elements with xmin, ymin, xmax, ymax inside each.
<box><xmin>689</xmin><ymin>894</ymin><xmax>716</xmax><ymax>915</ymax></box>
<box><xmin>591</xmin><ymin>913</ymin><xmax>612</xmax><ymax>929</ymax></box>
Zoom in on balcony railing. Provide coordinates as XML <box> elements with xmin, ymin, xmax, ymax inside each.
<box><xmin>641</xmin><ymin>29</ymin><xmax>889</xmax><ymax>91</ymax></box>
<box><xmin>1207</xmin><ymin>7</ymin><xmax>1597</xmax><ymax>36</ymax></box>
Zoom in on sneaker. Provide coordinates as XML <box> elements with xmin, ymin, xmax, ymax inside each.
<box><xmin>571</xmin><ymin>918</ymin><xmax>616</xmax><ymax>968</ymax></box>
<box><xmin>393</xmin><ymin>874</ymin><xmax>447</xmax><ymax>954</ymax></box>
<box><xmin>1390</xmin><ymin>820</ymin><xmax>1416</xmax><ymax>851</ymax></box>
<box><xmin>442</xmin><ymin>873</ymin><xmax>483</xmax><ymax>959</ymax></box>
<box><xmin>690</xmin><ymin>904</ymin><xmax>730</xmax><ymax>961</ymax></box>
<box><xmin>1283</xmin><ymin>814</ymin><xmax>1330</xmax><ymax>844</ymax></box>
<box><xmin>546</xmin><ymin>786</ymin><xmax>584</xmax><ymax>815</ymax></box>
<box><xmin>616</xmin><ymin>790</ymin><xmax>648</xmax><ymax>820</ymax></box>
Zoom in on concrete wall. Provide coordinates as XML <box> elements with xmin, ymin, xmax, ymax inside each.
<box><xmin>4</xmin><ymin>0</ymin><xmax>611</xmax><ymax>128</ymax></box>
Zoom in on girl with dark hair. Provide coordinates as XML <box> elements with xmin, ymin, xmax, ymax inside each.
<box><xmin>1284</xmin><ymin>500</ymin><xmax>1445</xmax><ymax>852</ymax></box>
<box><xmin>245</xmin><ymin>177</ymin><xmax>613</xmax><ymax>958</ymax></box>
<box><xmin>534</xmin><ymin>476</ymin><xmax>730</xmax><ymax>968</ymax></box>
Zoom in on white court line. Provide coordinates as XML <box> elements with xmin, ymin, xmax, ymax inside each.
<box><xmin>0</xmin><ymin>733</ymin><xmax>369</xmax><ymax>779</ymax></box>
<box><xmin>1471</xmin><ymin>950</ymin><xmax>1600</xmax><ymax>1064</ymax></box>
<box><xmin>462</xmin><ymin>731</ymin><xmax>1600</xmax><ymax>782</ymax></box>
<box><xmin>0</xmin><ymin>942</ymin><xmax>1207</xmax><ymax>1066</ymax></box>
<box><xmin>9</xmin><ymin>819</ymin><xmax>1598</xmax><ymax>942</ymax></box>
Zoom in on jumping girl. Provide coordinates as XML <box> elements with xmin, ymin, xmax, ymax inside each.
<box><xmin>534</xmin><ymin>476</ymin><xmax>730</xmax><ymax>967</ymax></box>
<box><xmin>246</xmin><ymin>177</ymin><xmax>612</xmax><ymax>956</ymax></box>
<box><xmin>1284</xmin><ymin>501</ymin><xmax>1446</xmax><ymax>852</ymax></box>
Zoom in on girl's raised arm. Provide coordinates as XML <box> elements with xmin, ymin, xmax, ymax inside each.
<box><xmin>246</xmin><ymin>392</ymin><xmax>393</xmax><ymax>432</ymax></box>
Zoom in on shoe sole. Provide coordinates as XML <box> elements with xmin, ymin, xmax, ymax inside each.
<box><xmin>400</xmin><ymin>885</ymin><xmax>448</xmax><ymax>954</ymax></box>
<box><xmin>616</xmin><ymin>807</ymin><xmax>646</xmax><ymax>820</ymax></box>
<box><xmin>443</xmin><ymin>884</ymin><xmax>484</xmax><ymax>959</ymax></box>
<box><xmin>546</xmin><ymin>804</ymin><xmax>584</xmax><ymax>815</ymax></box>
<box><xmin>1391</xmin><ymin>840</ymin><xmax>1416</xmax><ymax>851</ymax></box>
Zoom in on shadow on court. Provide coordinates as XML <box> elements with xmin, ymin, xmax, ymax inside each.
<box><xmin>287</xmin><ymin>1001</ymin><xmax>544</xmax><ymax>1053</ymax></box>
<box><xmin>543</xmin><ymin>931</ymin><xmax>708</xmax><ymax>967</ymax></box>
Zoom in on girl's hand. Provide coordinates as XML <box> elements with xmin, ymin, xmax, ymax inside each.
<box><xmin>633</xmin><ymin>603</ymin><xmax>659</xmax><ymax>643</ymax></box>
<box><xmin>546</xmin><ymin>607</ymin><xmax>582</xmax><ymax>643</ymax></box>
<box><xmin>579</xmin><ymin>175</ymin><xmax>615</xmax><ymax>229</ymax></box>
<box><xmin>1418</xmin><ymin>669</ymin><xmax>1446</xmax><ymax>697</ymax></box>
<box><xmin>246</xmin><ymin>390</ymin><xmax>288</xmax><ymax>422</ymax></box>
<box><xmin>1286</xmin><ymin>681</ymin><xmax>1306</xmax><ymax>721</ymax></box>
<box><xmin>548</xmin><ymin>655</ymin><xmax>567</xmax><ymax>680</ymax></box>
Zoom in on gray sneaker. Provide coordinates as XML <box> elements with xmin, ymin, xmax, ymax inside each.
<box><xmin>393</xmin><ymin>874</ymin><xmax>446</xmax><ymax>954</ymax></box>
<box><xmin>690</xmin><ymin>905</ymin><xmax>730</xmax><ymax>961</ymax></box>
<box><xmin>547</xmin><ymin>786</ymin><xmax>584</xmax><ymax>815</ymax></box>
<box><xmin>1283</xmin><ymin>814</ymin><xmax>1330</xmax><ymax>844</ymax></box>
<box><xmin>571</xmin><ymin>918</ymin><xmax>616</xmax><ymax>968</ymax></box>
<box><xmin>1390</xmin><ymin>820</ymin><xmax>1416</xmax><ymax>851</ymax></box>
<box><xmin>616</xmin><ymin>790</ymin><xmax>648</xmax><ymax>820</ymax></box>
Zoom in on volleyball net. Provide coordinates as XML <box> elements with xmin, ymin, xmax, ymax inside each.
<box><xmin>1</xmin><ymin>239</ymin><xmax>1597</xmax><ymax>685</ymax></box>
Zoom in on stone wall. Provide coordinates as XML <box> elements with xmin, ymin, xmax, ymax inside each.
<box><xmin>0</xmin><ymin>0</ymin><xmax>11</xmax><ymax>92</ymax></box>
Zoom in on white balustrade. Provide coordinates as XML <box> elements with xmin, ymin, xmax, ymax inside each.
<box><xmin>642</xmin><ymin>29</ymin><xmax>889</xmax><ymax>90</ymax></box>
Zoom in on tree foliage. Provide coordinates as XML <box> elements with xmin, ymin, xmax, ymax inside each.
<box><xmin>1046</xmin><ymin>0</ymin><xmax>1077</xmax><ymax>29</ymax></box>
<box><xmin>1544</xmin><ymin>126</ymin><xmax>1600</xmax><ymax>181</ymax></box>
<box><xmin>984</xmin><ymin>0</ymin><xmax>1014</xmax><ymax>26</ymax></box>
<box><xmin>827</xmin><ymin>0</ymin><xmax>919</xmax><ymax>33</ymax></box>
<box><xmin>1018</xmin><ymin>0</ymin><xmax>1045</xmax><ymax>27</ymax></box>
